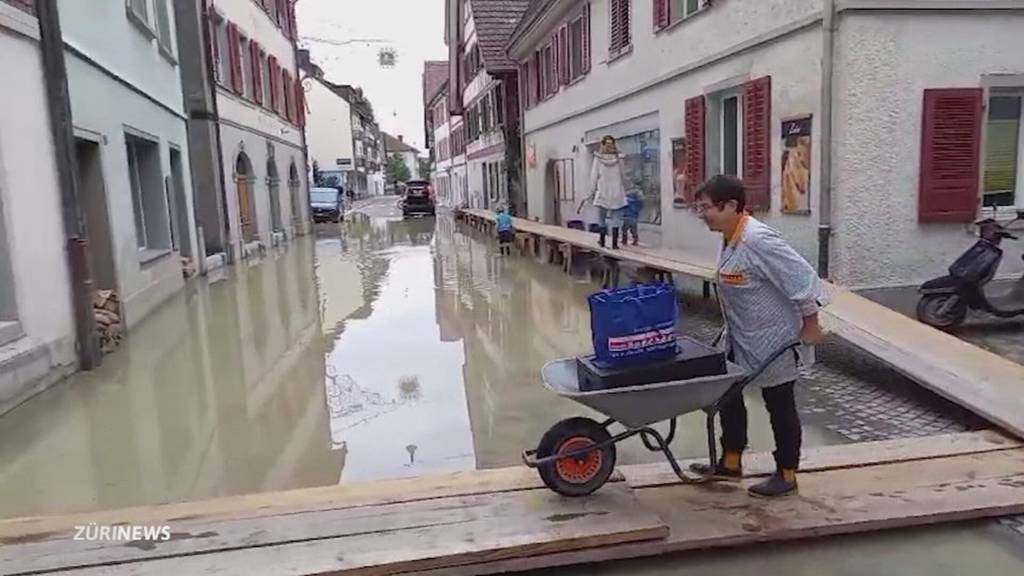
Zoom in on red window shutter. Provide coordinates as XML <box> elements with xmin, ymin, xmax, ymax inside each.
<box><xmin>919</xmin><ymin>88</ymin><xmax>984</xmax><ymax>222</ymax></box>
<box><xmin>251</xmin><ymin>43</ymin><xmax>263</xmax><ymax>104</ymax></box>
<box><xmin>743</xmin><ymin>76</ymin><xmax>772</xmax><ymax>211</ymax></box>
<box><xmin>296</xmin><ymin>81</ymin><xmax>306</xmax><ymax>127</ymax></box>
<box><xmin>227</xmin><ymin>23</ymin><xmax>242</xmax><ymax>94</ymax></box>
<box><xmin>268</xmin><ymin>56</ymin><xmax>279</xmax><ymax>111</ymax></box>
<box><xmin>582</xmin><ymin>2</ymin><xmax>591</xmax><ymax>73</ymax></box>
<box><xmin>685</xmin><ymin>95</ymin><xmax>706</xmax><ymax>202</ymax></box>
<box><xmin>654</xmin><ymin>0</ymin><xmax>669</xmax><ymax>30</ymax></box>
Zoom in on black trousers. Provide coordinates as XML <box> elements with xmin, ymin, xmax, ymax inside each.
<box><xmin>719</xmin><ymin>381</ymin><xmax>802</xmax><ymax>470</ymax></box>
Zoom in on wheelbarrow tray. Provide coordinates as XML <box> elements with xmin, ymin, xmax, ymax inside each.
<box><xmin>542</xmin><ymin>358</ymin><xmax>748</xmax><ymax>428</ymax></box>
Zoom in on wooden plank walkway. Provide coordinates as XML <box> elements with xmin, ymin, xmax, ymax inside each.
<box><xmin>459</xmin><ymin>209</ymin><xmax>1024</xmax><ymax>439</ymax></box>
<box><xmin>4</xmin><ymin>433</ymin><xmax>1020</xmax><ymax>575</ymax></box>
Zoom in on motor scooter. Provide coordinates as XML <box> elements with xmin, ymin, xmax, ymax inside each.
<box><xmin>917</xmin><ymin>212</ymin><xmax>1024</xmax><ymax>328</ymax></box>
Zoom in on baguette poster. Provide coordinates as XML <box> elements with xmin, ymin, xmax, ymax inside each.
<box><xmin>781</xmin><ymin>117</ymin><xmax>812</xmax><ymax>214</ymax></box>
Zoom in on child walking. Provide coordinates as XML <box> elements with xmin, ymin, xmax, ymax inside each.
<box><xmin>496</xmin><ymin>207</ymin><xmax>514</xmax><ymax>256</ymax></box>
<box><xmin>623</xmin><ymin>187</ymin><xmax>643</xmax><ymax>246</ymax></box>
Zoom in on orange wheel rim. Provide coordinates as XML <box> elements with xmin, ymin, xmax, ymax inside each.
<box><xmin>555</xmin><ymin>437</ymin><xmax>602</xmax><ymax>484</ymax></box>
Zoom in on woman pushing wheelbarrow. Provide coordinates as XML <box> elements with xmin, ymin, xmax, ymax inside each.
<box><xmin>525</xmin><ymin>175</ymin><xmax>827</xmax><ymax>499</ymax></box>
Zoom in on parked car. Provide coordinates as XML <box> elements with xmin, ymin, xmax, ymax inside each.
<box><xmin>400</xmin><ymin>180</ymin><xmax>435</xmax><ymax>217</ymax></box>
<box><xmin>310</xmin><ymin>187</ymin><xmax>345</xmax><ymax>223</ymax></box>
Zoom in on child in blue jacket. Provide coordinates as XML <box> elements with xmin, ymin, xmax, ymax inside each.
<box><xmin>622</xmin><ymin>189</ymin><xmax>643</xmax><ymax>246</ymax></box>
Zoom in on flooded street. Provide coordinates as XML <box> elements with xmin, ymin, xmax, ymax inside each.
<box><xmin>0</xmin><ymin>196</ymin><xmax>827</xmax><ymax>518</ymax></box>
<box><xmin>1</xmin><ymin>197</ymin><xmax>1022</xmax><ymax>573</ymax></box>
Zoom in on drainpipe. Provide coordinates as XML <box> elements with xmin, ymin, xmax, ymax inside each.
<box><xmin>36</xmin><ymin>0</ymin><xmax>101</xmax><ymax>370</ymax></box>
<box><xmin>817</xmin><ymin>0</ymin><xmax>836</xmax><ymax>279</ymax></box>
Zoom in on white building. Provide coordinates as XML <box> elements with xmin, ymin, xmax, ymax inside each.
<box><xmin>303</xmin><ymin>70</ymin><xmax>355</xmax><ymax>192</ymax></box>
<box><xmin>509</xmin><ymin>0</ymin><xmax>1024</xmax><ymax>291</ymax></box>
<box><xmin>383</xmin><ymin>133</ymin><xmax>421</xmax><ymax>184</ymax></box>
<box><xmin>177</xmin><ymin>0</ymin><xmax>309</xmax><ymax>264</ymax></box>
<box><xmin>0</xmin><ymin>0</ymin><xmax>78</xmax><ymax>413</ymax></box>
<box><xmin>59</xmin><ymin>0</ymin><xmax>199</xmax><ymax>327</ymax></box>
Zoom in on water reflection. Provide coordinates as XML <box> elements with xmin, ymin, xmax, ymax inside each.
<box><xmin>0</xmin><ymin>239</ymin><xmax>337</xmax><ymax>519</ymax></box>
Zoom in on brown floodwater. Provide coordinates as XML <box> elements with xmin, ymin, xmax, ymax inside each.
<box><xmin>0</xmin><ymin>201</ymin><xmax>1020</xmax><ymax>573</ymax></box>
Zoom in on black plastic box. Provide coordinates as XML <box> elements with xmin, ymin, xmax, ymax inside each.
<box><xmin>576</xmin><ymin>337</ymin><xmax>727</xmax><ymax>392</ymax></box>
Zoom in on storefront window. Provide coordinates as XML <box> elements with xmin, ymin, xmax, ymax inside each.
<box><xmin>587</xmin><ymin>129</ymin><xmax>661</xmax><ymax>225</ymax></box>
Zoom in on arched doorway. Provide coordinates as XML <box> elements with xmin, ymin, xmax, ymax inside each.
<box><xmin>289</xmin><ymin>161</ymin><xmax>302</xmax><ymax>228</ymax></box>
<box><xmin>235</xmin><ymin>151</ymin><xmax>257</xmax><ymax>242</ymax></box>
<box><xmin>267</xmin><ymin>156</ymin><xmax>282</xmax><ymax>233</ymax></box>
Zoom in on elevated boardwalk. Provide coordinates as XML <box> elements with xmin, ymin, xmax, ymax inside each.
<box><xmin>459</xmin><ymin>208</ymin><xmax>1024</xmax><ymax>440</ymax></box>
<box><xmin>1</xmin><ymin>432</ymin><xmax>1021</xmax><ymax>575</ymax></box>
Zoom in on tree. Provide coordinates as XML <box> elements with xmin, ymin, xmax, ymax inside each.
<box><xmin>417</xmin><ymin>158</ymin><xmax>432</xmax><ymax>179</ymax></box>
<box><xmin>386</xmin><ymin>155</ymin><xmax>411</xmax><ymax>184</ymax></box>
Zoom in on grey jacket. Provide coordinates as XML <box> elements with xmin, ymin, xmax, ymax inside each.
<box><xmin>716</xmin><ymin>216</ymin><xmax>824</xmax><ymax>388</ymax></box>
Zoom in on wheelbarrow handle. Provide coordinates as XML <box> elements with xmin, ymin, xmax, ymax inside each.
<box><xmin>711</xmin><ymin>340</ymin><xmax>803</xmax><ymax>413</ymax></box>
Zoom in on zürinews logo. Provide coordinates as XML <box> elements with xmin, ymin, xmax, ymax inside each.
<box><xmin>607</xmin><ymin>328</ymin><xmax>675</xmax><ymax>353</ymax></box>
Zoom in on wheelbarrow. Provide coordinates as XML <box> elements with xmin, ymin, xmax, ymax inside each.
<box><xmin>522</xmin><ymin>340</ymin><xmax>802</xmax><ymax>496</ymax></box>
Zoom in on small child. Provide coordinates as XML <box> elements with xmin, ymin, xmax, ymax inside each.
<box><xmin>622</xmin><ymin>188</ymin><xmax>643</xmax><ymax>246</ymax></box>
<box><xmin>496</xmin><ymin>207</ymin><xmax>514</xmax><ymax>256</ymax></box>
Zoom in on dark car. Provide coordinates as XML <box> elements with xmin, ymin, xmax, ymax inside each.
<box><xmin>310</xmin><ymin>187</ymin><xmax>345</xmax><ymax>223</ymax></box>
<box><xmin>401</xmin><ymin>180</ymin><xmax>436</xmax><ymax>217</ymax></box>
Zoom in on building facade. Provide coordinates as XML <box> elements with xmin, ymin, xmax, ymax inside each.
<box><xmin>0</xmin><ymin>0</ymin><xmax>78</xmax><ymax>413</ymax></box>
<box><xmin>59</xmin><ymin>0</ymin><xmax>200</xmax><ymax>328</ymax></box>
<box><xmin>176</xmin><ymin>0</ymin><xmax>309</xmax><ymax>265</ymax></box>
<box><xmin>383</xmin><ymin>133</ymin><xmax>421</xmax><ymax>185</ymax></box>
<box><xmin>445</xmin><ymin>0</ymin><xmax>529</xmax><ymax>215</ymax></box>
<box><xmin>509</xmin><ymin>0</ymin><xmax>1024</xmax><ymax>290</ymax></box>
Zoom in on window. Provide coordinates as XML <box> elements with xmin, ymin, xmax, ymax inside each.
<box><xmin>262</xmin><ymin>55</ymin><xmax>273</xmax><ymax>106</ymax></box>
<box><xmin>241</xmin><ymin>36</ymin><xmax>255</xmax><ymax>101</ymax></box>
<box><xmin>983</xmin><ymin>90</ymin><xmax>1023</xmax><ymax>207</ymax></box>
<box><xmin>609</xmin><ymin>0</ymin><xmax>631</xmax><ymax>58</ymax></box>
<box><xmin>125</xmin><ymin>133</ymin><xmax>171</xmax><ymax>251</ymax></box>
<box><xmin>670</xmin><ymin>0</ymin><xmax>701</xmax><ymax>24</ymax></box>
<box><xmin>708</xmin><ymin>90</ymin><xmax>743</xmax><ymax>178</ymax></box>
<box><xmin>480</xmin><ymin>94</ymin><xmax>491</xmax><ymax>134</ymax></box>
<box><xmin>540</xmin><ymin>43</ymin><xmax>554</xmax><ymax>98</ymax></box>
<box><xmin>721</xmin><ymin>95</ymin><xmax>740</xmax><ymax>176</ymax></box>
<box><xmin>127</xmin><ymin>0</ymin><xmax>149</xmax><ymax>25</ymax></box>
<box><xmin>569</xmin><ymin>17</ymin><xmax>584</xmax><ymax>81</ymax></box>
<box><xmin>154</xmin><ymin>0</ymin><xmax>173</xmax><ymax>56</ymax></box>
<box><xmin>282</xmin><ymin>71</ymin><xmax>293</xmax><ymax>121</ymax></box>
<box><xmin>214</xmin><ymin>18</ymin><xmax>229</xmax><ymax>85</ymax></box>
<box><xmin>494</xmin><ymin>84</ymin><xmax>504</xmax><ymax>127</ymax></box>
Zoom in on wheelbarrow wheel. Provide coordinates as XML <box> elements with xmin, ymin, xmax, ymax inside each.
<box><xmin>536</xmin><ymin>417</ymin><xmax>616</xmax><ymax>497</ymax></box>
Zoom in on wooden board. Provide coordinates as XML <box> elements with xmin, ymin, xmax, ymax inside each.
<box><xmin>404</xmin><ymin>448</ymin><xmax>1024</xmax><ymax>576</ymax></box>
<box><xmin>460</xmin><ymin>210</ymin><xmax>1024</xmax><ymax>439</ymax></box>
<box><xmin>0</xmin><ymin>466</ymin><xmax>550</xmax><ymax>541</ymax></box>
<box><xmin>819</xmin><ymin>285</ymin><xmax>1024</xmax><ymax>439</ymax></box>
<box><xmin>2</xmin><ymin>484</ymin><xmax>667</xmax><ymax>576</ymax></box>
<box><xmin>623</xmin><ymin>429</ymin><xmax>1020</xmax><ymax>488</ymax></box>
<box><xmin>2</xmin><ymin>431</ymin><xmax>1007</xmax><ymax>544</ymax></box>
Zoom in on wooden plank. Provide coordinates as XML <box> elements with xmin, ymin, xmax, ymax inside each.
<box><xmin>819</xmin><ymin>284</ymin><xmax>1024</xmax><ymax>439</ymax></box>
<box><xmin>12</xmin><ymin>484</ymin><xmax>667</xmax><ymax>576</ymax></box>
<box><xmin>623</xmin><ymin>429</ymin><xmax>1020</xmax><ymax>488</ymax></box>
<box><xmin>0</xmin><ymin>467</ymin><xmax>546</xmax><ymax>541</ymax></box>
<box><xmin>404</xmin><ymin>448</ymin><xmax>1024</xmax><ymax>576</ymax></box>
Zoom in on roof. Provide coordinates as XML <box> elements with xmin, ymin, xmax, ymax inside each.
<box><xmin>507</xmin><ymin>0</ymin><xmax>556</xmax><ymax>53</ymax></box>
<box><xmin>382</xmin><ymin>132</ymin><xmax>420</xmax><ymax>154</ymax></box>
<box><xmin>469</xmin><ymin>0</ymin><xmax>531</xmax><ymax>72</ymax></box>
<box><xmin>422</xmin><ymin>61</ymin><xmax>449</xmax><ymax>105</ymax></box>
